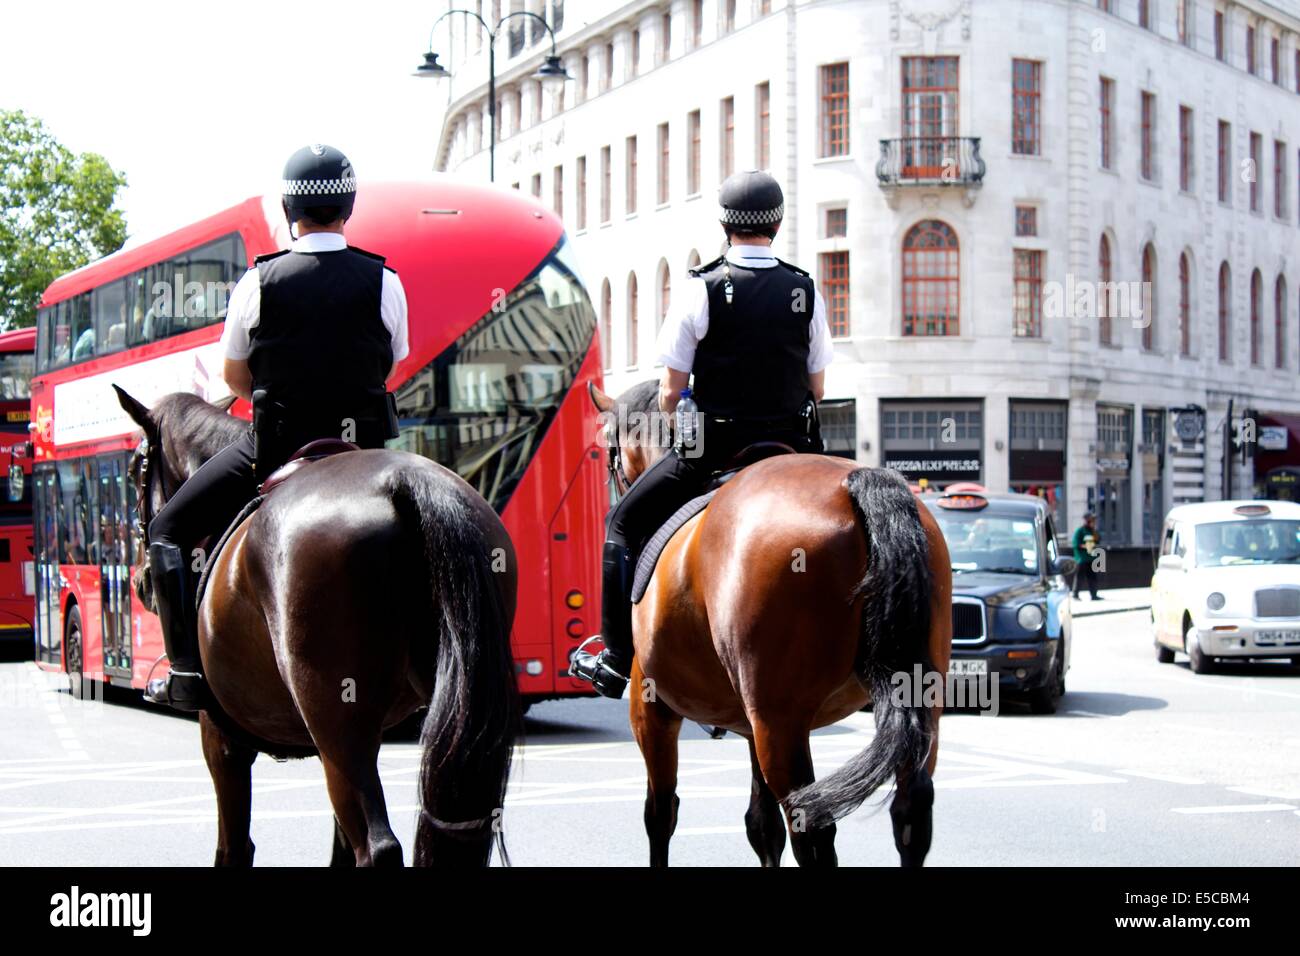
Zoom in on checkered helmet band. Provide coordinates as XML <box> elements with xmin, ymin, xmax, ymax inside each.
<box><xmin>718</xmin><ymin>203</ymin><xmax>784</xmax><ymax>226</ymax></box>
<box><xmin>281</xmin><ymin>176</ymin><xmax>358</xmax><ymax>197</ymax></box>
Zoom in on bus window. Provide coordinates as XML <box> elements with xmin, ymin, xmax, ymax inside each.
<box><xmin>393</xmin><ymin>235</ymin><xmax>597</xmax><ymax>511</ymax></box>
<box><xmin>126</xmin><ymin>271</ymin><xmax>149</xmax><ymax>346</ymax></box>
<box><xmin>92</xmin><ymin>279</ymin><xmax>129</xmax><ymax>357</ymax></box>
<box><xmin>0</xmin><ymin>351</ymin><xmax>34</xmax><ymax>403</ymax></box>
<box><xmin>69</xmin><ymin>294</ymin><xmax>95</xmax><ymax>364</ymax></box>
<box><xmin>55</xmin><ymin>459</ymin><xmax>99</xmax><ymax>567</ymax></box>
<box><xmin>36</xmin><ymin>306</ymin><xmax>52</xmax><ymax>373</ymax></box>
<box><xmin>50</xmin><ymin>300</ymin><xmax>73</xmax><ymax>368</ymax></box>
<box><xmin>180</xmin><ymin>239</ymin><xmax>232</xmax><ymax>332</ymax></box>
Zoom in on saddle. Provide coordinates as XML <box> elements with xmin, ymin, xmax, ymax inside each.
<box><xmin>630</xmin><ymin>442</ymin><xmax>795</xmax><ymax>604</ymax></box>
<box><xmin>257</xmin><ymin>438</ymin><xmax>360</xmax><ymax>494</ymax></box>
<box><xmin>194</xmin><ymin>440</ymin><xmax>360</xmax><ymax>610</ymax></box>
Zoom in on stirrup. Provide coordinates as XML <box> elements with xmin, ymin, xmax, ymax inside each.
<box><xmin>143</xmin><ymin>668</ymin><xmax>206</xmax><ymax>713</ymax></box>
<box><xmin>569</xmin><ymin>636</ymin><xmax>631</xmax><ymax>699</ymax></box>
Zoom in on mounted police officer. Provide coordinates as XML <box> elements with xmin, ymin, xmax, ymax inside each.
<box><xmin>143</xmin><ymin>144</ymin><xmax>408</xmax><ymax>712</ymax></box>
<box><xmin>570</xmin><ymin>169</ymin><xmax>835</xmax><ymax>699</ymax></box>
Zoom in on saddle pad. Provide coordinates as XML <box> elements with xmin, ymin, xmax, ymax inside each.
<box><xmin>194</xmin><ymin>494</ymin><xmax>265</xmax><ymax>610</ymax></box>
<box><xmin>631</xmin><ymin>490</ymin><xmax>717</xmax><ymax>604</ymax></box>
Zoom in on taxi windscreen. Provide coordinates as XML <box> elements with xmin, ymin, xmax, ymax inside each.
<box><xmin>934</xmin><ymin>511</ymin><xmax>1040</xmax><ymax>575</ymax></box>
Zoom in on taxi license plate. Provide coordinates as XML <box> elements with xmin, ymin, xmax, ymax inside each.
<box><xmin>948</xmin><ymin>659</ymin><xmax>988</xmax><ymax>676</ymax></box>
<box><xmin>1256</xmin><ymin>630</ymin><xmax>1300</xmax><ymax>645</ymax></box>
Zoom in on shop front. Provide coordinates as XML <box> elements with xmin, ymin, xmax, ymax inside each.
<box><xmin>880</xmin><ymin>399</ymin><xmax>983</xmax><ymax>490</ymax></box>
<box><xmin>1009</xmin><ymin>400</ymin><xmax>1067</xmax><ymax>530</ymax></box>
<box><xmin>1253</xmin><ymin>412</ymin><xmax>1300</xmax><ymax>501</ymax></box>
<box><xmin>1093</xmin><ymin>403</ymin><xmax>1133</xmax><ymax>546</ymax></box>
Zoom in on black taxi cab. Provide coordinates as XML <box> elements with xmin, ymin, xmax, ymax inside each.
<box><xmin>918</xmin><ymin>489</ymin><xmax>1076</xmax><ymax>714</ymax></box>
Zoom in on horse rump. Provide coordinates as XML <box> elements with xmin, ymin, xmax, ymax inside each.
<box><xmin>784</xmin><ymin>467</ymin><xmax>936</xmax><ymax>829</ymax></box>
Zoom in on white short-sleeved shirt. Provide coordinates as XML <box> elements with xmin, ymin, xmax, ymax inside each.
<box><xmin>220</xmin><ymin>231</ymin><xmax>410</xmax><ymax>364</ymax></box>
<box><xmin>655</xmin><ymin>244</ymin><xmax>836</xmax><ymax>374</ymax></box>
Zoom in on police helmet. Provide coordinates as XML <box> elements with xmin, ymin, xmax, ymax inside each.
<box><xmin>281</xmin><ymin>144</ymin><xmax>357</xmax><ymax>226</ymax></box>
<box><xmin>718</xmin><ymin>170</ymin><xmax>784</xmax><ymax>234</ymax></box>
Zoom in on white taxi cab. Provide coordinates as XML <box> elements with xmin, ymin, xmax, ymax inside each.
<box><xmin>1151</xmin><ymin>500</ymin><xmax>1300</xmax><ymax>673</ymax></box>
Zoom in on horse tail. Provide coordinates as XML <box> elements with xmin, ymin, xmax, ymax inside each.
<box><xmin>388</xmin><ymin>467</ymin><xmax>521</xmax><ymax>867</ymax></box>
<box><xmin>785</xmin><ymin>467</ymin><xmax>935</xmax><ymax>829</ymax></box>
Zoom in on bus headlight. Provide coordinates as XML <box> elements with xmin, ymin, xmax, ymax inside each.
<box><xmin>7</xmin><ymin>463</ymin><xmax>21</xmax><ymax>502</ymax></box>
<box><xmin>1207</xmin><ymin>592</ymin><xmax>1226</xmax><ymax>611</ymax></box>
<box><xmin>1016</xmin><ymin>603</ymin><xmax>1045</xmax><ymax>631</ymax></box>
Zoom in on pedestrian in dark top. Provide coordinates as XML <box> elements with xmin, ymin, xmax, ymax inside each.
<box><xmin>1072</xmin><ymin>511</ymin><xmax>1102</xmax><ymax>600</ymax></box>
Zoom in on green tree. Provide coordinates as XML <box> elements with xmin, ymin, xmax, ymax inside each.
<box><xmin>0</xmin><ymin>109</ymin><xmax>127</xmax><ymax>330</ymax></box>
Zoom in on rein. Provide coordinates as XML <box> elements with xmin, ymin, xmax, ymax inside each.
<box><xmin>606</xmin><ymin>442</ymin><xmax>631</xmax><ymax>498</ymax></box>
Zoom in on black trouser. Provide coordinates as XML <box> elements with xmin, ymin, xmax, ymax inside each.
<box><xmin>149</xmin><ymin>431</ymin><xmax>259</xmax><ymax>556</ymax></box>
<box><xmin>1073</xmin><ymin>558</ymin><xmax>1099</xmax><ymax>598</ymax></box>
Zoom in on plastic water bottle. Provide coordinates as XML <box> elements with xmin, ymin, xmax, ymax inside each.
<box><xmin>676</xmin><ymin>388</ymin><xmax>698</xmax><ymax>451</ymax></box>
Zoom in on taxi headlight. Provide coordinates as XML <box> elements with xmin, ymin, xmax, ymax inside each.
<box><xmin>1206</xmin><ymin>592</ymin><xmax>1226</xmax><ymax>611</ymax></box>
<box><xmin>1016</xmin><ymin>603</ymin><xmax>1045</xmax><ymax>631</ymax></box>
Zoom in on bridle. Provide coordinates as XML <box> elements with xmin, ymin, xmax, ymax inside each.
<box><xmin>130</xmin><ymin>435</ymin><xmax>167</xmax><ymax>549</ymax></box>
<box><xmin>606</xmin><ymin>441</ymin><xmax>631</xmax><ymax>499</ymax></box>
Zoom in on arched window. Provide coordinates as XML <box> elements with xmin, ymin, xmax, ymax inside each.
<box><xmin>657</xmin><ymin>259</ymin><xmax>671</xmax><ymax>329</ymax></box>
<box><xmin>1250</xmin><ymin>268</ymin><xmax>1263</xmax><ymax>366</ymax></box>
<box><xmin>901</xmin><ymin>220</ymin><xmax>959</xmax><ymax>336</ymax></box>
<box><xmin>686</xmin><ymin>248</ymin><xmax>701</xmax><ymax>273</ymax></box>
<box><xmin>1098</xmin><ymin>234</ymin><xmax>1113</xmax><ymax>345</ymax></box>
<box><xmin>1218</xmin><ymin>262</ymin><xmax>1231</xmax><ymax>362</ymax></box>
<box><xmin>1178</xmin><ymin>252</ymin><xmax>1191</xmax><ymax>356</ymax></box>
<box><xmin>1140</xmin><ymin>243</ymin><xmax>1156</xmax><ymax>351</ymax></box>
<box><xmin>627</xmin><ymin>272</ymin><xmax>639</xmax><ymax>367</ymax></box>
<box><xmin>1276</xmin><ymin>275</ymin><xmax>1288</xmax><ymax>369</ymax></box>
<box><xmin>600</xmin><ymin>279</ymin><xmax>612</xmax><ymax>370</ymax></box>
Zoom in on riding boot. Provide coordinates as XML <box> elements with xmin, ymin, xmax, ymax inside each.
<box><xmin>569</xmin><ymin>543</ymin><xmax>637</xmax><ymax>699</ymax></box>
<box><xmin>143</xmin><ymin>542</ymin><xmax>206</xmax><ymax>713</ymax></box>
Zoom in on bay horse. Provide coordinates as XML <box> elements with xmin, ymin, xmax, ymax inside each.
<box><xmin>591</xmin><ymin>381</ymin><xmax>952</xmax><ymax>867</ymax></box>
<box><xmin>115</xmin><ymin>388</ymin><xmax>520</xmax><ymax>867</ymax></box>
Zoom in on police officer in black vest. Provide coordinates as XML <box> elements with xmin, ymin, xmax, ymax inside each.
<box><xmin>570</xmin><ymin>170</ymin><xmax>835</xmax><ymax>699</ymax></box>
<box><xmin>143</xmin><ymin>144</ymin><xmax>408</xmax><ymax>711</ymax></box>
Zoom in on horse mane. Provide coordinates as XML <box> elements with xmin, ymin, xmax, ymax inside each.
<box><xmin>152</xmin><ymin>392</ymin><xmax>246</xmax><ymax>463</ymax></box>
<box><xmin>616</xmin><ymin>379</ymin><xmax>660</xmax><ymax>420</ymax></box>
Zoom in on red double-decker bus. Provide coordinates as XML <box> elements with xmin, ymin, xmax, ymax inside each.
<box><xmin>31</xmin><ymin>181</ymin><xmax>606</xmax><ymax>704</ymax></box>
<box><xmin>0</xmin><ymin>327</ymin><xmax>36</xmax><ymax>642</ymax></box>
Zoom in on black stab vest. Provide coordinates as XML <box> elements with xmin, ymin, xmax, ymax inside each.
<box><xmin>691</xmin><ymin>255</ymin><xmax>814</xmax><ymax>420</ymax></box>
<box><xmin>249</xmin><ymin>246</ymin><xmax>393</xmax><ymax>450</ymax></box>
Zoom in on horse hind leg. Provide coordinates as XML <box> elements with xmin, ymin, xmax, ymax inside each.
<box><xmin>329</xmin><ymin>815</ymin><xmax>355</xmax><ymax>868</ymax></box>
<box><xmin>744</xmin><ymin>738</ymin><xmax>786</xmax><ymax>867</ymax></box>
<box><xmin>319</xmin><ymin>751</ymin><xmax>403</xmax><ymax>867</ymax></box>
<box><xmin>630</xmin><ymin>666</ymin><xmax>683</xmax><ymax>867</ymax></box>
<box><xmin>890</xmin><ymin>766</ymin><xmax>935</xmax><ymax>868</ymax></box>
<box><xmin>752</xmin><ymin>719</ymin><xmax>838</xmax><ymax>868</ymax></box>
<box><xmin>199</xmin><ymin>713</ymin><xmax>257</xmax><ymax>867</ymax></box>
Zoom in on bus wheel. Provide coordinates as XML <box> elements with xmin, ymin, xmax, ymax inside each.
<box><xmin>65</xmin><ymin>605</ymin><xmax>88</xmax><ymax>700</ymax></box>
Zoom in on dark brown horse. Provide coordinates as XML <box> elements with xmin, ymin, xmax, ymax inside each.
<box><xmin>116</xmin><ymin>389</ymin><xmax>520</xmax><ymax>867</ymax></box>
<box><xmin>591</xmin><ymin>381</ymin><xmax>952</xmax><ymax>867</ymax></box>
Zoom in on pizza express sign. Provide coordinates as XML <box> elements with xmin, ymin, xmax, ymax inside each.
<box><xmin>882</xmin><ymin>449</ymin><xmax>982</xmax><ymax>482</ymax></box>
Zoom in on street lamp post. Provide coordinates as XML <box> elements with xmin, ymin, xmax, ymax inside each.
<box><xmin>415</xmin><ymin>9</ymin><xmax>570</xmax><ymax>183</ymax></box>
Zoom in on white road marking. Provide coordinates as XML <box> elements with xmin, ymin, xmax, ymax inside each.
<box><xmin>1226</xmin><ymin>785</ymin><xmax>1300</xmax><ymax>800</ymax></box>
<box><xmin>1116</xmin><ymin>769</ymin><xmax>1205</xmax><ymax>785</ymax></box>
<box><xmin>1149</xmin><ymin>671</ymin><xmax>1300</xmax><ymax>701</ymax></box>
<box><xmin>1170</xmin><ymin>802</ymin><xmax>1297</xmax><ymax>814</ymax></box>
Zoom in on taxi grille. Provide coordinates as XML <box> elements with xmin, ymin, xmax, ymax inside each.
<box><xmin>951</xmin><ymin>599</ymin><xmax>986</xmax><ymax>644</ymax></box>
<box><xmin>1255</xmin><ymin>588</ymin><xmax>1300</xmax><ymax>618</ymax></box>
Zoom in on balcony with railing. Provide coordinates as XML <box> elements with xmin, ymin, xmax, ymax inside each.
<box><xmin>876</xmin><ymin>136</ymin><xmax>985</xmax><ymax>205</ymax></box>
